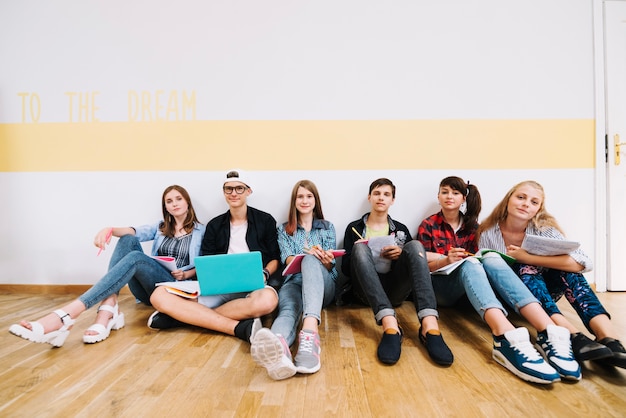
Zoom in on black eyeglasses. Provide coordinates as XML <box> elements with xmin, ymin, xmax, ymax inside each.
<box><xmin>223</xmin><ymin>185</ymin><xmax>248</xmax><ymax>194</ymax></box>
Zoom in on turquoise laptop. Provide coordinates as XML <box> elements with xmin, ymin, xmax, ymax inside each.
<box><xmin>194</xmin><ymin>252</ymin><xmax>265</xmax><ymax>295</ymax></box>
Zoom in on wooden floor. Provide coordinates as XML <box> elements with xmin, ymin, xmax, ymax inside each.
<box><xmin>1</xmin><ymin>289</ymin><xmax>625</xmax><ymax>418</ymax></box>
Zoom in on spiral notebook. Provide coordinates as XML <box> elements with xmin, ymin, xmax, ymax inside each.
<box><xmin>194</xmin><ymin>251</ymin><xmax>265</xmax><ymax>295</ymax></box>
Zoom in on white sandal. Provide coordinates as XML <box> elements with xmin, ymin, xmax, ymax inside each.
<box><xmin>83</xmin><ymin>304</ymin><xmax>125</xmax><ymax>344</ymax></box>
<box><xmin>9</xmin><ymin>309</ymin><xmax>74</xmax><ymax>347</ymax></box>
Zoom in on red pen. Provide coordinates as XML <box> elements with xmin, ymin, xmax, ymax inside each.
<box><xmin>97</xmin><ymin>228</ymin><xmax>113</xmax><ymax>256</ymax></box>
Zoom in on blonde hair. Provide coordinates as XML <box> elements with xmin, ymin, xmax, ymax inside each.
<box><xmin>477</xmin><ymin>180</ymin><xmax>563</xmax><ymax>240</ymax></box>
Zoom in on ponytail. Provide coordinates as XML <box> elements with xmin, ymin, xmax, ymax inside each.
<box><xmin>463</xmin><ymin>182</ymin><xmax>481</xmax><ymax>227</ymax></box>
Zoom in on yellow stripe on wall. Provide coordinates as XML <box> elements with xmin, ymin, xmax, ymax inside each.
<box><xmin>0</xmin><ymin>119</ymin><xmax>594</xmax><ymax>172</ymax></box>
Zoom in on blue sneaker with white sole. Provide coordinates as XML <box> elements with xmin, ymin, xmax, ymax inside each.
<box><xmin>492</xmin><ymin>327</ymin><xmax>560</xmax><ymax>384</ymax></box>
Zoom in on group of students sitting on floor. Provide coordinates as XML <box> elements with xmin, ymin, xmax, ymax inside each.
<box><xmin>9</xmin><ymin>170</ymin><xmax>626</xmax><ymax>385</ymax></box>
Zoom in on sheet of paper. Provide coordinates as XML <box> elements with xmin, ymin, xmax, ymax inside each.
<box><xmin>521</xmin><ymin>235</ymin><xmax>580</xmax><ymax>256</ymax></box>
<box><xmin>367</xmin><ymin>235</ymin><xmax>396</xmax><ymax>274</ymax></box>
<box><xmin>432</xmin><ymin>256</ymin><xmax>481</xmax><ymax>275</ymax></box>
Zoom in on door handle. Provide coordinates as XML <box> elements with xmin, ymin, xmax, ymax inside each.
<box><xmin>615</xmin><ymin>134</ymin><xmax>626</xmax><ymax>165</ymax></box>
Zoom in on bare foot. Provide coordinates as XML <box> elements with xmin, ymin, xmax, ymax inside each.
<box><xmin>19</xmin><ymin>312</ymin><xmax>65</xmax><ymax>334</ymax></box>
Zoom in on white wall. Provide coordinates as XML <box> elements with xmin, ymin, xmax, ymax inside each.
<box><xmin>0</xmin><ymin>1</ymin><xmax>593</xmax><ymax>122</ymax></box>
<box><xmin>0</xmin><ymin>1</ymin><xmax>598</xmax><ymax>285</ymax></box>
<box><xmin>0</xmin><ymin>168</ymin><xmax>594</xmax><ymax>284</ymax></box>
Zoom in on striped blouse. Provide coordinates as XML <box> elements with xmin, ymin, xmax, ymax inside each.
<box><xmin>478</xmin><ymin>223</ymin><xmax>592</xmax><ymax>273</ymax></box>
<box><xmin>157</xmin><ymin>234</ymin><xmax>192</xmax><ymax>269</ymax></box>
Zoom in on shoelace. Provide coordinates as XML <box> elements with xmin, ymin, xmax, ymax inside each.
<box><xmin>299</xmin><ymin>333</ymin><xmax>315</xmax><ymax>354</ymax></box>
<box><xmin>548</xmin><ymin>336</ymin><xmax>572</xmax><ymax>358</ymax></box>
<box><xmin>513</xmin><ymin>339</ymin><xmax>542</xmax><ymax>361</ymax></box>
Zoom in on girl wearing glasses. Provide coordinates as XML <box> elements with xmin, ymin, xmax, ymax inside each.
<box><xmin>251</xmin><ymin>180</ymin><xmax>337</xmax><ymax>380</ymax></box>
<box><xmin>9</xmin><ymin>185</ymin><xmax>205</xmax><ymax>347</ymax></box>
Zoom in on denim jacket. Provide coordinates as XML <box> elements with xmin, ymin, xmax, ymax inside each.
<box><xmin>133</xmin><ymin>221</ymin><xmax>205</xmax><ymax>271</ymax></box>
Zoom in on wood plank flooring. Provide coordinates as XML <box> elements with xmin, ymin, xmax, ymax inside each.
<box><xmin>1</xmin><ymin>288</ymin><xmax>625</xmax><ymax>418</ymax></box>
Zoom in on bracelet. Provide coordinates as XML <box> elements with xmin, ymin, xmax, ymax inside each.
<box><xmin>262</xmin><ymin>268</ymin><xmax>270</xmax><ymax>281</ymax></box>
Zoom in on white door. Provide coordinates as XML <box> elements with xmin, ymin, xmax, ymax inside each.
<box><xmin>604</xmin><ymin>0</ymin><xmax>626</xmax><ymax>290</ymax></box>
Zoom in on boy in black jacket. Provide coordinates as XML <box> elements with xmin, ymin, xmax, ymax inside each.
<box><xmin>342</xmin><ymin>178</ymin><xmax>453</xmax><ymax>366</ymax></box>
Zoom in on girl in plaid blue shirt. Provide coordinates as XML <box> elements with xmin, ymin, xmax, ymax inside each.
<box><xmin>251</xmin><ymin>180</ymin><xmax>338</xmax><ymax>380</ymax></box>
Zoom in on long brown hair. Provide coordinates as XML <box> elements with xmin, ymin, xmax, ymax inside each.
<box><xmin>477</xmin><ymin>180</ymin><xmax>563</xmax><ymax>240</ymax></box>
<box><xmin>285</xmin><ymin>180</ymin><xmax>325</xmax><ymax>236</ymax></box>
<box><xmin>160</xmin><ymin>185</ymin><xmax>200</xmax><ymax>238</ymax></box>
<box><xmin>439</xmin><ymin>176</ymin><xmax>481</xmax><ymax>227</ymax></box>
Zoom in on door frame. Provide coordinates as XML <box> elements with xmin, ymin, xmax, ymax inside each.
<box><xmin>593</xmin><ymin>0</ymin><xmax>609</xmax><ymax>292</ymax></box>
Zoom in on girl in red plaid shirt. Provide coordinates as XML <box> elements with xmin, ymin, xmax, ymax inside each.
<box><xmin>416</xmin><ymin>176</ymin><xmax>581</xmax><ymax>384</ymax></box>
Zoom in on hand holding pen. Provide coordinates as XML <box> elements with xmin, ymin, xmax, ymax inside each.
<box><xmin>305</xmin><ymin>245</ymin><xmax>335</xmax><ymax>267</ymax></box>
<box><xmin>447</xmin><ymin>247</ymin><xmax>473</xmax><ymax>262</ymax></box>
<box><xmin>95</xmin><ymin>227</ymin><xmax>114</xmax><ymax>256</ymax></box>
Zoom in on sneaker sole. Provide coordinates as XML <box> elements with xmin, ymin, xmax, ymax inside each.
<box><xmin>147</xmin><ymin>311</ymin><xmax>160</xmax><ymax>330</ymax></box>
<box><xmin>295</xmin><ymin>362</ymin><xmax>321</xmax><ymax>374</ymax></box>
<box><xmin>251</xmin><ymin>331</ymin><xmax>296</xmax><ymax>380</ymax></box>
<box><xmin>534</xmin><ymin>343</ymin><xmax>581</xmax><ymax>381</ymax></box>
<box><xmin>492</xmin><ymin>350</ymin><xmax>560</xmax><ymax>384</ymax></box>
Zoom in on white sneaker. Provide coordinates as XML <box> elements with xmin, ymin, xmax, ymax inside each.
<box><xmin>250</xmin><ymin>328</ymin><xmax>296</xmax><ymax>380</ymax></box>
<box><xmin>535</xmin><ymin>324</ymin><xmax>581</xmax><ymax>381</ymax></box>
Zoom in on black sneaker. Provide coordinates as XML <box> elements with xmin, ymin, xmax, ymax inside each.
<box><xmin>596</xmin><ymin>337</ymin><xmax>626</xmax><ymax>369</ymax></box>
<box><xmin>570</xmin><ymin>332</ymin><xmax>613</xmax><ymax>361</ymax></box>
<box><xmin>419</xmin><ymin>327</ymin><xmax>454</xmax><ymax>366</ymax></box>
<box><xmin>147</xmin><ymin>311</ymin><xmax>185</xmax><ymax>330</ymax></box>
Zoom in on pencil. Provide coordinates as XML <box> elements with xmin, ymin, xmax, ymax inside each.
<box><xmin>351</xmin><ymin>227</ymin><xmax>364</xmax><ymax>240</ymax></box>
<box><xmin>97</xmin><ymin>228</ymin><xmax>113</xmax><ymax>256</ymax></box>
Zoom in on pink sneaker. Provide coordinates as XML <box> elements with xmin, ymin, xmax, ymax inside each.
<box><xmin>251</xmin><ymin>328</ymin><xmax>296</xmax><ymax>380</ymax></box>
<box><xmin>294</xmin><ymin>329</ymin><xmax>321</xmax><ymax>373</ymax></box>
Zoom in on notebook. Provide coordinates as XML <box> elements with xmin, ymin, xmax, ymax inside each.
<box><xmin>282</xmin><ymin>249</ymin><xmax>346</xmax><ymax>276</ymax></box>
<box><xmin>194</xmin><ymin>251</ymin><xmax>265</xmax><ymax>295</ymax></box>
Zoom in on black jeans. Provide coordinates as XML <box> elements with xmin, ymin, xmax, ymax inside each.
<box><xmin>350</xmin><ymin>240</ymin><xmax>438</xmax><ymax>324</ymax></box>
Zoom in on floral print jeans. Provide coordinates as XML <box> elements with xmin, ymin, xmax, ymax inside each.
<box><xmin>515</xmin><ymin>263</ymin><xmax>610</xmax><ymax>333</ymax></box>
